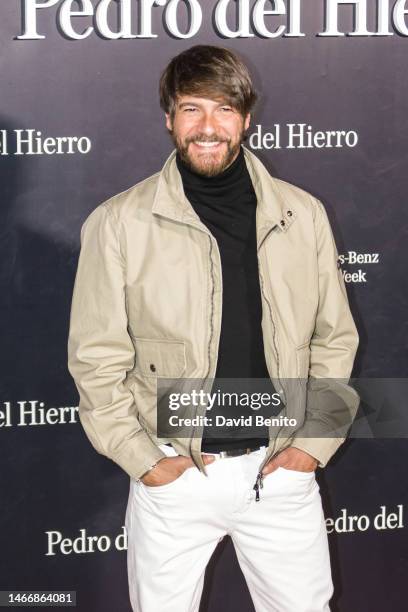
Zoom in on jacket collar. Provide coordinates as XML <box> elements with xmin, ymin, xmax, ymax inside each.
<box><xmin>151</xmin><ymin>145</ymin><xmax>297</xmax><ymax>249</ymax></box>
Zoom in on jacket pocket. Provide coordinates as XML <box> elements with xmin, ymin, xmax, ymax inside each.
<box><xmin>296</xmin><ymin>342</ymin><xmax>311</xmax><ymax>379</ymax></box>
<box><xmin>131</xmin><ymin>336</ymin><xmax>187</xmax><ymax>378</ymax></box>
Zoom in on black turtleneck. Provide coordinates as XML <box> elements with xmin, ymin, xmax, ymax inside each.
<box><xmin>176</xmin><ymin>146</ymin><xmax>274</xmax><ymax>452</ymax></box>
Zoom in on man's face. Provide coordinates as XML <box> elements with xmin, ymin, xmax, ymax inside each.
<box><xmin>165</xmin><ymin>95</ymin><xmax>251</xmax><ymax>177</ymax></box>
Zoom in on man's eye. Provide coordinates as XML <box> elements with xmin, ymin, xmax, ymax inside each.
<box><xmin>220</xmin><ymin>107</ymin><xmax>232</xmax><ymax>112</ymax></box>
<box><xmin>184</xmin><ymin>107</ymin><xmax>197</xmax><ymax>112</ymax></box>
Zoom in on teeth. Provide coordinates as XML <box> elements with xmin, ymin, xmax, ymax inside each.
<box><xmin>194</xmin><ymin>142</ymin><xmax>220</xmax><ymax>147</ymax></box>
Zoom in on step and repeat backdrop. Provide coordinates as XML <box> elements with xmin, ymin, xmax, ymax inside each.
<box><xmin>1</xmin><ymin>2</ymin><xmax>408</xmax><ymax>611</ymax></box>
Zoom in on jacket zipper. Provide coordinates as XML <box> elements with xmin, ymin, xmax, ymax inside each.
<box><xmin>190</xmin><ymin>234</ymin><xmax>222</xmax><ymax>470</ymax></box>
<box><xmin>253</xmin><ymin>233</ymin><xmax>287</xmax><ymax>501</ymax></box>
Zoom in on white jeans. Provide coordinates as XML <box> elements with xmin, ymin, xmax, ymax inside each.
<box><xmin>125</xmin><ymin>444</ymin><xmax>333</xmax><ymax>612</ymax></box>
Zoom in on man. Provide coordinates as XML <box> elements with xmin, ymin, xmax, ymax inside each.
<box><xmin>68</xmin><ymin>45</ymin><xmax>359</xmax><ymax>612</ymax></box>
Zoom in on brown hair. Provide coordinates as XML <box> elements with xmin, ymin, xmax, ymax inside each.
<box><xmin>159</xmin><ymin>45</ymin><xmax>258</xmax><ymax>120</ymax></box>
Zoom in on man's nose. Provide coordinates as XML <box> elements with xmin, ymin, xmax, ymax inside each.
<box><xmin>198</xmin><ymin>113</ymin><xmax>218</xmax><ymax>136</ymax></box>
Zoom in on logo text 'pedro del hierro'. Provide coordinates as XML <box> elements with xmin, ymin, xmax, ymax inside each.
<box><xmin>17</xmin><ymin>1</ymin><xmax>408</xmax><ymax>41</ymax></box>
<box><xmin>0</xmin><ymin>130</ymin><xmax>91</xmax><ymax>156</ymax></box>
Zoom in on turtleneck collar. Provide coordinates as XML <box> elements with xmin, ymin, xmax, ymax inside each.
<box><xmin>175</xmin><ymin>145</ymin><xmax>258</xmax><ymax>217</ymax></box>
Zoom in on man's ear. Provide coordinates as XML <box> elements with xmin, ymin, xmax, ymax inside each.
<box><xmin>165</xmin><ymin>113</ymin><xmax>173</xmax><ymax>131</ymax></box>
<box><xmin>244</xmin><ymin>113</ymin><xmax>251</xmax><ymax>131</ymax></box>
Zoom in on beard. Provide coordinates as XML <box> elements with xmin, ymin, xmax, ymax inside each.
<box><xmin>169</xmin><ymin>129</ymin><xmax>246</xmax><ymax>177</ymax></box>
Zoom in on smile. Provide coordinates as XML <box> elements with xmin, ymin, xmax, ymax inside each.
<box><xmin>192</xmin><ymin>141</ymin><xmax>224</xmax><ymax>149</ymax></box>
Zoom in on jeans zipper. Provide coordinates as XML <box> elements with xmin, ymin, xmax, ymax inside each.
<box><xmin>253</xmin><ymin>471</ymin><xmax>264</xmax><ymax>502</ymax></box>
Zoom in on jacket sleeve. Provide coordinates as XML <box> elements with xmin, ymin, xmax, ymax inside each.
<box><xmin>290</xmin><ymin>197</ymin><xmax>360</xmax><ymax>468</ymax></box>
<box><xmin>67</xmin><ymin>202</ymin><xmax>166</xmax><ymax>480</ymax></box>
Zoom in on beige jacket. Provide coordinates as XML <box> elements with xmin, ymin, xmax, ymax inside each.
<box><xmin>67</xmin><ymin>145</ymin><xmax>359</xmax><ymax>481</ymax></box>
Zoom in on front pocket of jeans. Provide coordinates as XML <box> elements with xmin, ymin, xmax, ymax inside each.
<box><xmin>278</xmin><ymin>466</ymin><xmax>315</xmax><ymax>478</ymax></box>
<box><xmin>141</xmin><ymin>468</ymin><xmax>190</xmax><ymax>493</ymax></box>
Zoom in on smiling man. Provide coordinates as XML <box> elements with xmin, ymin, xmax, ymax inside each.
<box><xmin>166</xmin><ymin>96</ymin><xmax>250</xmax><ymax>176</ymax></box>
<box><xmin>68</xmin><ymin>45</ymin><xmax>359</xmax><ymax>611</ymax></box>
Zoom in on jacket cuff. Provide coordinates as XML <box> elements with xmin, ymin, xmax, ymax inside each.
<box><xmin>111</xmin><ymin>432</ymin><xmax>167</xmax><ymax>480</ymax></box>
<box><xmin>289</xmin><ymin>436</ymin><xmax>345</xmax><ymax>468</ymax></box>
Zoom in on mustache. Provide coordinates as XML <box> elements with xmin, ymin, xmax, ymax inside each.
<box><xmin>187</xmin><ymin>136</ymin><xmax>230</xmax><ymax>144</ymax></box>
